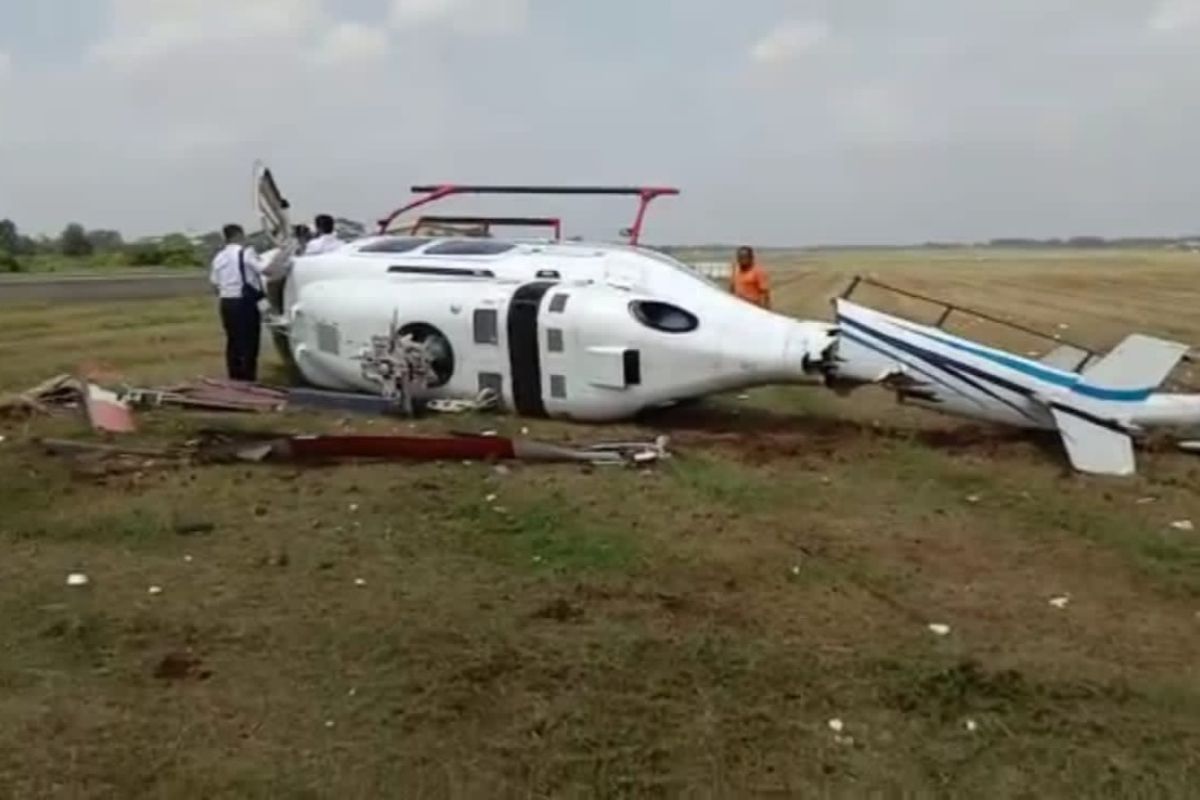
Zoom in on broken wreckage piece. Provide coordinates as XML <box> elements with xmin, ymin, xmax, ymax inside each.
<box><xmin>201</xmin><ymin>429</ymin><xmax>671</xmax><ymax>466</ymax></box>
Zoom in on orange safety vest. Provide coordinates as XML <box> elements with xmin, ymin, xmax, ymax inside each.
<box><xmin>730</xmin><ymin>263</ymin><xmax>770</xmax><ymax>305</ymax></box>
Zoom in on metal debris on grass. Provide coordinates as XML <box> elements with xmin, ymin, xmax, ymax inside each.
<box><xmin>84</xmin><ymin>383</ymin><xmax>136</xmax><ymax>434</ymax></box>
<box><xmin>0</xmin><ymin>374</ymin><xmax>83</xmax><ymax>419</ymax></box>
<box><xmin>928</xmin><ymin>623</ymin><xmax>951</xmax><ymax>637</ymax></box>
<box><xmin>66</xmin><ymin>573</ymin><xmax>89</xmax><ymax>587</ymax></box>
<box><xmin>1170</xmin><ymin>520</ymin><xmax>1195</xmax><ymax>532</ymax></box>
<box><xmin>1049</xmin><ymin>595</ymin><xmax>1071</xmax><ymax>609</ymax></box>
<box><xmin>148</xmin><ymin>585</ymin><xmax>163</xmax><ymax>596</ymax></box>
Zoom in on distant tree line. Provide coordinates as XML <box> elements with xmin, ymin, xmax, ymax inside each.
<box><xmin>0</xmin><ymin>217</ymin><xmax>368</xmax><ymax>273</ymax></box>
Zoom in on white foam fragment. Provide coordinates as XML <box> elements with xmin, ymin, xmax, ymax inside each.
<box><xmin>66</xmin><ymin>573</ymin><xmax>89</xmax><ymax>587</ymax></box>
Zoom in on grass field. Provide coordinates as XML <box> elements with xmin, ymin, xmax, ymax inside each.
<box><xmin>3</xmin><ymin>248</ymin><xmax>1200</xmax><ymax>797</ymax></box>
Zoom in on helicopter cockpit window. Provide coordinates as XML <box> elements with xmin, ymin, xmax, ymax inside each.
<box><xmin>357</xmin><ymin>237</ymin><xmax>427</xmax><ymax>254</ymax></box>
<box><xmin>628</xmin><ymin>301</ymin><xmax>699</xmax><ymax>334</ymax></box>
<box><xmin>424</xmin><ymin>239</ymin><xmax>516</xmax><ymax>256</ymax></box>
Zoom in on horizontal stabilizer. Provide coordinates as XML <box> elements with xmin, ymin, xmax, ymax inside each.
<box><xmin>1050</xmin><ymin>407</ymin><xmax>1135</xmax><ymax>476</ymax></box>
<box><xmin>1081</xmin><ymin>334</ymin><xmax>1189</xmax><ymax>391</ymax></box>
<box><xmin>1039</xmin><ymin>344</ymin><xmax>1091</xmax><ymax>372</ymax></box>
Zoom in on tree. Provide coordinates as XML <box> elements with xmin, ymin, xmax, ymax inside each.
<box><xmin>86</xmin><ymin>229</ymin><xmax>124</xmax><ymax>252</ymax></box>
<box><xmin>60</xmin><ymin>223</ymin><xmax>94</xmax><ymax>257</ymax></box>
<box><xmin>0</xmin><ymin>219</ymin><xmax>18</xmax><ymax>254</ymax></box>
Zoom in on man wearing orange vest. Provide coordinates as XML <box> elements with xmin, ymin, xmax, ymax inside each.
<box><xmin>729</xmin><ymin>245</ymin><xmax>771</xmax><ymax>309</ymax></box>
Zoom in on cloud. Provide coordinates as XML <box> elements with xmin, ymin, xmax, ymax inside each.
<box><xmin>389</xmin><ymin>0</ymin><xmax>529</xmax><ymax>36</ymax></box>
<box><xmin>0</xmin><ymin>49</ymin><xmax>10</xmax><ymax>81</ymax></box>
<box><xmin>313</xmin><ymin>22</ymin><xmax>390</xmax><ymax>67</ymax></box>
<box><xmin>1148</xmin><ymin>0</ymin><xmax>1200</xmax><ymax>32</ymax></box>
<box><xmin>90</xmin><ymin>0</ymin><xmax>324</xmax><ymax>68</ymax></box>
<box><xmin>750</xmin><ymin>20</ymin><xmax>831</xmax><ymax>66</ymax></box>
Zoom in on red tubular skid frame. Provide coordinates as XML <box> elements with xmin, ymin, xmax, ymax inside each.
<box><xmin>377</xmin><ymin>184</ymin><xmax>679</xmax><ymax>246</ymax></box>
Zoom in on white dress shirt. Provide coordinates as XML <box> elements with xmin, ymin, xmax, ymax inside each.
<box><xmin>210</xmin><ymin>244</ymin><xmax>265</xmax><ymax>300</ymax></box>
<box><xmin>303</xmin><ymin>233</ymin><xmax>342</xmax><ymax>256</ymax></box>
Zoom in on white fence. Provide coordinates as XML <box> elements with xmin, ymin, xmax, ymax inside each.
<box><xmin>688</xmin><ymin>261</ymin><xmax>733</xmax><ymax>283</ymax></box>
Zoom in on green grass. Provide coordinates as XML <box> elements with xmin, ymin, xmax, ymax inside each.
<box><xmin>3</xmin><ymin>250</ymin><xmax>1200</xmax><ymax>796</ymax></box>
<box><xmin>1</xmin><ymin>254</ymin><xmax>205</xmax><ymax>274</ymax></box>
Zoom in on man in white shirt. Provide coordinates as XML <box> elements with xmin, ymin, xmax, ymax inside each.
<box><xmin>209</xmin><ymin>224</ymin><xmax>266</xmax><ymax>382</ymax></box>
<box><xmin>303</xmin><ymin>213</ymin><xmax>342</xmax><ymax>256</ymax></box>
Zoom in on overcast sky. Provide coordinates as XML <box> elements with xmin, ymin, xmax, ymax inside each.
<box><xmin>1</xmin><ymin>0</ymin><xmax>1198</xmax><ymax>245</ymax></box>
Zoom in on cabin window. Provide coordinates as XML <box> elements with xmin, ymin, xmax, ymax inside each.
<box><xmin>547</xmin><ymin>328</ymin><xmax>564</xmax><ymax>353</ymax></box>
<box><xmin>388</xmin><ymin>265</ymin><xmax>494</xmax><ymax>278</ymax></box>
<box><xmin>628</xmin><ymin>301</ymin><xmax>699</xmax><ymax>334</ymax></box>
<box><xmin>423</xmin><ymin>239</ymin><xmax>516</xmax><ymax>256</ymax></box>
<box><xmin>623</xmin><ymin>349</ymin><xmax>642</xmax><ymax>385</ymax></box>
<box><xmin>357</xmin><ymin>237</ymin><xmax>427</xmax><ymax>254</ymax></box>
<box><xmin>549</xmin><ymin>293</ymin><xmax>569</xmax><ymax>313</ymax></box>
<box><xmin>315</xmin><ymin>322</ymin><xmax>340</xmax><ymax>355</ymax></box>
<box><xmin>550</xmin><ymin>375</ymin><xmax>567</xmax><ymax>399</ymax></box>
<box><xmin>478</xmin><ymin>372</ymin><xmax>503</xmax><ymax>396</ymax></box>
<box><xmin>473</xmin><ymin>309</ymin><xmax>499</xmax><ymax>344</ymax></box>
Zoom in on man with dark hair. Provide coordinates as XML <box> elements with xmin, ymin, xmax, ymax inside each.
<box><xmin>729</xmin><ymin>245</ymin><xmax>771</xmax><ymax>309</ymax></box>
<box><xmin>209</xmin><ymin>223</ymin><xmax>266</xmax><ymax>381</ymax></box>
<box><xmin>303</xmin><ymin>213</ymin><xmax>341</xmax><ymax>255</ymax></box>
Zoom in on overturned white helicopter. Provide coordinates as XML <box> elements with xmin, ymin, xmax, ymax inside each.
<box><xmin>826</xmin><ymin>277</ymin><xmax>1200</xmax><ymax>476</ymax></box>
<box><xmin>254</xmin><ymin>164</ymin><xmax>1200</xmax><ymax>475</ymax></box>
<box><xmin>253</xmin><ymin>164</ymin><xmax>836</xmax><ymax>421</ymax></box>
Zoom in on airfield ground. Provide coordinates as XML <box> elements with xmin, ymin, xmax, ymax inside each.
<box><xmin>2</xmin><ymin>248</ymin><xmax>1200</xmax><ymax>796</ymax></box>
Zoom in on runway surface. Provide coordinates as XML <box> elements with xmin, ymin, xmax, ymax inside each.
<box><xmin>0</xmin><ymin>272</ymin><xmax>209</xmax><ymax>305</ymax></box>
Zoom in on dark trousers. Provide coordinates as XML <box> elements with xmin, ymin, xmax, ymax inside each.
<box><xmin>219</xmin><ymin>298</ymin><xmax>262</xmax><ymax>382</ymax></box>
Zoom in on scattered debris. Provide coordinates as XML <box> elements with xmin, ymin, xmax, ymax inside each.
<box><xmin>1179</xmin><ymin>441</ymin><xmax>1200</xmax><ymax>455</ymax></box>
<box><xmin>354</xmin><ymin>578</ymin><xmax>367</xmax><ymax>587</ymax></box>
<box><xmin>0</xmin><ymin>374</ymin><xmax>83</xmax><ymax>419</ymax></box>
<box><xmin>485</xmin><ymin>494</ymin><xmax>498</xmax><ymax>503</ymax></box>
<box><xmin>965</xmin><ymin>719</ymin><xmax>979</xmax><ymax>733</ymax></box>
<box><xmin>1136</xmin><ymin>496</ymin><xmax>1158</xmax><ymax>505</ymax></box>
<box><xmin>1170</xmin><ymin>520</ymin><xmax>1195</xmax><ymax>532</ymax></box>
<box><xmin>737</xmin><ymin>394</ymin><xmax>751</xmax><ymax>401</ymax></box>
<box><xmin>148</xmin><ymin>585</ymin><xmax>163</xmax><ymax>596</ymax></box>
<box><xmin>184</xmin><ymin>555</ymin><xmax>194</xmax><ymax>563</ymax></box>
<box><xmin>84</xmin><ymin>383</ymin><xmax>136</xmax><ymax>434</ymax></box>
<box><xmin>1049</xmin><ymin>595</ymin><xmax>1071</xmax><ymax>609</ymax></box>
<box><xmin>325</xmin><ymin>720</ymin><xmax>336</xmax><ymax>729</ymax></box>
<box><xmin>790</xmin><ymin>565</ymin><xmax>802</xmax><ymax>576</ymax></box>
<box><xmin>40</xmin><ymin>438</ymin><xmax>171</xmax><ymax>459</ymax></box>
<box><xmin>965</xmin><ymin>494</ymin><xmax>982</xmax><ymax>504</ymax></box>
<box><xmin>425</xmin><ymin>389</ymin><xmax>499</xmax><ymax>415</ymax></box>
<box><xmin>286</xmin><ymin>387</ymin><xmax>395</xmax><ymax>416</ymax></box>
<box><xmin>928</xmin><ymin>623</ymin><xmax>951</xmax><ymax>637</ymax></box>
<box><xmin>348</xmin><ymin>503</ymin><xmax>360</xmax><ymax>513</ymax></box>
<box><xmin>154</xmin><ymin>652</ymin><xmax>208</xmax><ymax>681</ymax></box>
<box><xmin>827</xmin><ymin>718</ymin><xmax>845</xmax><ymax>733</ymax></box>
<box><xmin>0</xmin><ymin>435</ymin><xmax>6</xmax><ymax>444</ymax></box>
<box><xmin>201</xmin><ymin>431</ymin><xmax>672</xmax><ymax>467</ymax></box>
<box><xmin>124</xmin><ymin>379</ymin><xmax>287</xmax><ymax>414</ymax></box>
<box><xmin>65</xmin><ymin>572</ymin><xmax>89</xmax><ymax>588</ymax></box>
